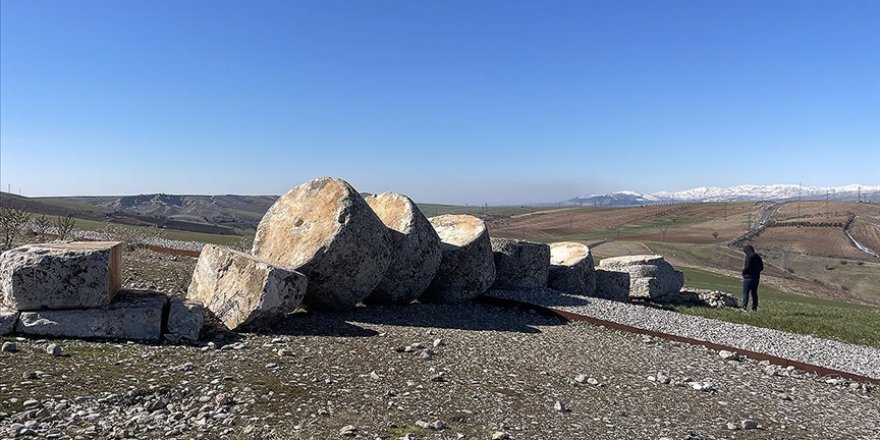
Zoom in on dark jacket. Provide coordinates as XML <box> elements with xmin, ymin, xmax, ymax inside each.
<box><xmin>742</xmin><ymin>252</ymin><xmax>764</xmax><ymax>278</ymax></box>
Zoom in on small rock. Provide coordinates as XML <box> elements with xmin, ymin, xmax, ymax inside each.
<box><xmin>491</xmin><ymin>432</ymin><xmax>511</xmax><ymax>440</ymax></box>
<box><xmin>46</xmin><ymin>343</ymin><xmax>63</xmax><ymax>356</ymax></box>
<box><xmin>741</xmin><ymin>419</ymin><xmax>759</xmax><ymax>430</ymax></box>
<box><xmin>726</xmin><ymin>422</ymin><xmax>739</xmax><ymax>431</ymax></box>
<box><xmin>718</xmin><ymin>350</ymin><xmax>738</xmax><ymax>361</ymax></box>
<box><xmin>574</xmin><ymin>374</ymin><xmax>588</xmax><ymax>384</ymax></box>
<box><xmin>340</xmin><ymin>425</ymin><xmax>358</xmax><ymax>436</ymax></box>
<box><xmin>433</xmin><ymin>338</ymin><xmax>444</xmax><ymax>348</ymax></box>
<box><xmin>553</xmin><ymin>400</ymin><xmax>569</xmax><ymax>412</ymax></box>
<box><xmin>587</xmin><ymin>377</ymin><xmax>599</xmax><ymax>386</ymax></box>
<box><xmin>1</xmin><ymin>341</ymin><xmax>16</xmax><ymax>353</ymax></box>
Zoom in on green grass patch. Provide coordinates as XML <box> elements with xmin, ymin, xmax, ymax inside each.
<box><xmin>530</xmin><ymin>216</ymin><xmax>708</xmax><ymax>243</ymax></box>
<box><xmin>35</xmin><ymin>197</ymin><xmax>109</xmax><ymax>215</ymax></box>
<box><xmin>673</xmin><ymin>266</ymin><xmax>880</xmax><ymax>348</ymax></box>
<box><xmin>68</xmin><ymin>217</ymin><xmax>249</xmax><ymax>246</ymax></box>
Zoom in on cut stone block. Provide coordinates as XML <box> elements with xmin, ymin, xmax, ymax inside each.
<box><xmin>167</xmin><ymin>298</ymin><xmax>204</xmax><ymax>341</ymax></box>
<box><xmin>421</xmin><ymin>215</ymin><xmax>496</xmax><ymax>303</ymax></box>
<box><xmin>187</xmin><ymin>244</ymin><xmax>306</xmax><ymax>330</ymax></box>
<box><xmin>490</xmin><ymin>238</ymin><xmax>550</xmax><ymax>289</ymax></box>
<box><xmin>252</xmin><ymin>177</ymin><xmax>391</xmax><ymax>310</ymax></box>
<box><xmin>15</xmin><ymin>290</ymin><xmax>167</xmax><ymax>342</ymax></box>
<box><xmin>0</xmin><ymin>308</ymin><xmax>17</xmax><ymax>336</ymax></box>
<box><xmin>547</xmin><ymin>242</ymin><xmax>596</xmax><ymax>296</ymax></box>
<box><xmin>0</xmin><ymin>241</ymin><xmax>122</xmax><ymax>311</ymax></box>
<box><xmin>364</xmin><ymin>192</ymin><xmax>442</xmax><ymax>304</ymax></box>
<box><xmin>597</xmin><ymin>255</ymin><xmax>684</xmax><ymax>300</ymax></box>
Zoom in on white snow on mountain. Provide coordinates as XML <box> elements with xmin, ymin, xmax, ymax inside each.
<box><xmin>570</xmin><ymin>184</ymin><xmax>880</xmax><ymax>205</ymax></box>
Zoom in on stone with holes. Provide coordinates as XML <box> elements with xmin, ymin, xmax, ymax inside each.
<box><xmin>252</xmin><ymin>177</ymin><xmax>391</xmax><ymax>309</ymax></box>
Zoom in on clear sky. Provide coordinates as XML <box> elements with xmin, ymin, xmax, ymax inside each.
<box><xmin>1</xmin><ymin>0</ymin><xmax>878</xmax><ymax>204</ymax></box>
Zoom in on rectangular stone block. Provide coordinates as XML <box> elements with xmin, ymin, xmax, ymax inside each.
<box><xmin>166</xmin><ymin>298</ymin><xmax>204</xmax><ymax>341</ymax></box>
<box><xmin>0</xmin><ymin>308</ymin><xmax>17</xmax><ymax>336</ymax></box>
<box><xmin>187</xmin><ymin>244</ymin><xmax>306</xmax><ymax>330</ymax></box>
<box><xmin>595</xmin><ymin>269</ymin><xmax>630</xmax><ymax>302</ymax></box>
<box><xmin>15</xmin><ymin>290</ymin><xmax>167</xmax><ymax>342</ymax></box>
<box><xmin>1</xmin><ymin>241</ymin><xmax>123</xmax><ymax>311</ymax></box>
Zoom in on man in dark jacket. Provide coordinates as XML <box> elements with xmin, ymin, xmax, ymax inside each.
<box><xmin>741</xmin><ymin>245</ymin><xmax>764</xmax><ymax>311</ymax></box>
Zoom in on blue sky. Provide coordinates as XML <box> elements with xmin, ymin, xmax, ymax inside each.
<box><xmin>1</xmin><ymin>0</ymin><xmax>878</xmax><ymax>204</ymax></box>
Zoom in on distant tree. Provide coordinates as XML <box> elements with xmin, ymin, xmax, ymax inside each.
<box><xmin>0</xmin><ymin>206</ymin><xmax>33</xmax><ymax>250</ymax></box>
<box><xmin>33</xmin><ymin>215</ymin><xmax>53</xmax><ymax>241</ymax></box>
<box><xmin>53</xmin><ymin>215</ymin><xmax>76</xmax><ymax>241</ymax></box>
<box><xmin>712</xmin><ymin>231</ymin><xmax>719</xmax><ymax>240</ymax></box>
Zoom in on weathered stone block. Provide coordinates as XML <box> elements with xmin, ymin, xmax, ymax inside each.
<box><xmin>364</xmin><ymin>192</ymin><xmax>442</xmax><ymax>304</ymax></box>
<box><xmin>187</xmin><ymin>244</ymin><xmax>306</xmax><ymax>330</ymax></box>
<box><xmin>167</xmin><ymin>298</ymin><xmax>204</xmax><ymax>341</ymax></box>
<box><xmin>421</xmin><ymin>215</ymin><xmax>496</xmax><ymax>303</ymax></box>
<box><xmin>0</xmin><ymin>308</ymin><xmax>17</xmax><ymax>336</ymax></box>
<box><xmin>1</xmin><ymin>241</ymin><xmax>123</xmax><ymax>311</ymax></box>
<box><xmin>597</xmin><ymin>255</ymin><xmax>684</xmax><ymax>300</ymax></box>
<box><xmin>490</xmin><ymin>238</ymin><xmax>550</xmax><ymax>289</ymax></box>
<box><xmin>252</xmin><ymin>177</ymin><xmax>391</xmax><ymax>310</ymax></box>
<box><xmin>547</xmin><ymin>242</ymin><xmax>596</xmax><ymax>296</ymax></box>
<box><xmin>15</xmin><ymin>290</ymin><xmax>167</xmax><ymax>341</ymax></box>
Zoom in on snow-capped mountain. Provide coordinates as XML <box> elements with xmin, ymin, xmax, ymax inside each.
<box><xmin>567</xmin><ymin>184</ymin><xmax>880</xmax><ymax>206</ymax></box>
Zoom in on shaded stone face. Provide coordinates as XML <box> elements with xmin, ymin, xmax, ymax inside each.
<box><xmin>595</xmin><ymin>269</ymin><xmax>631</xmax><ymax>302</ymax></box>
<box><xmin>421</xmin><ymin>215</ymin><xmax>496</xmax><ymax>303</ymax></box>
<box><xmin>167</xmin><ymin>298</ymin><xmax>204</xmax><ymax>341</ymax></box>
<box><xmin>0</xmin><ymin>308</ymin><xmax>16</xmax><ymax>336</ymax></box>
<box><xmin>547</xmin><ymin>242</ymin><xmax>596</xmax><ymax>296</ymax></box>
<box><xmin>187</xmin><ymin>244</ymin><xmax>306</xmax><ymax>330</ymax></box>
<box><xmin>490</xmin><ymin>238</ymin><xmax>550</xmax><ymax>289</ymax></box>
<box><xmin>597</xmin><ymin>255</ymin><xmax>683</xmax><ymax>300</ymax></box>
<box><xmin>252</xmin><ymin>177</ymin><xmax>392</xmax><ymax>310</ymax></box>
<box><xmin>0</xmin><ymin>241</ymin><xmax>122</xmax><ymax>311</ymax></box>
<box><xmin>364</xmin><ymin>192</ymin><xmax>442</xmax><ymax>304</ymax></box>
<box><xmin>15</xmin><ymin>290</ymin><xmax>167</xmax><ymax>342</ymax></box>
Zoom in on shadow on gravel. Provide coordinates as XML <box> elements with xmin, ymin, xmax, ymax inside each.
<box><xmin>484</xmin><ymin>288</ymin><xmax>595</xmax><ymax>308</ymax></box>
<box><xmin>264</xmin><ymin>312</ymin><xmax>381</xmax><ymax>337</ymax></box>
<box><xmin>348</xmin><ymin>301</ymin><xmax>567</xmax><ymax>334</ymax></box>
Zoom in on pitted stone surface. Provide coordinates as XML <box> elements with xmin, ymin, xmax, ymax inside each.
<box><xmin>252</xmin><ymin>177</ymin><xmax>392</xmax><ymax>310</ymax></box>
<box><xmin>0</xmin><ymin>241</ymin><xmax>122</xmax><ymax>311</ymax></box>
<box><xmin>0</xmin><ymin>308</ymin><xmax>16</xmax><ymax>336</ymax></box>
<box><xmin>547</xmin><ymin>242</ymin><xmax>596</xmax><ymax>296</ymax></box>
<box><xmin>167</xmin><ymin>298</ymin><xmax>204</xmax><ymax>341</ymax></box>
<box><xmin>364</xmin><ymin>192</ymin><xmax>442</xmax><ymax>304</ymax></box>
<box><xmin>598</xmin><ymin>255</ymin><xmax>684</xmax><ymax>300</ymax></box>
<box><xmin>490</xmin><ymin>238</ymin><xmax>549</xmax><ymax>289</ymax></box>
<box><xmin>421</xmin><ymin>215</ymin><xmax>496</xmax><ymax>303</ymax></box>
<box><xmin>595</xmin><ymin>269</ymin><xmax>630</xmax><ymax>302</ymax></box>
<box><xmin>15</xmin><ymin>290</ymin><xmax>166</xmax><ymax>341</ymax></box>
<box><xmin>187</xmin><ymin>244</ymin><xmax>306</xmax><ymax>330</ymax></box>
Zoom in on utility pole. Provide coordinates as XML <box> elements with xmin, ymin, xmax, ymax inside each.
<box><xmin>858</xmin><ymin>186</ymin><xmax>861</xmax><ymax>204</ymax></box>
<box><xmin>797</xmin><ymin>183</ymin><xmax>802</xmax><ymax>217</ymax></box>
<box><xmin>826</xmin><ymin>191</ymin><xmax>830</xmax><ymax>218</ymax></box>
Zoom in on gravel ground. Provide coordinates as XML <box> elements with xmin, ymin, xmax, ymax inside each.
<box><xmin>2</xmin><ymin>302</ymin><xmax>879</xmax><ymax>440</ymax></box>
<box><xmin>484</xmin><ymin>288</ymin><xmax>880</xmax><ymax>380</ymax></box>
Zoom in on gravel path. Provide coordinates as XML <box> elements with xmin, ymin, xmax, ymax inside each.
<box><xmin>2</xmin><ymin>303</ymin><xmax>879</xmax><ymax>439</ymax></box>
<box><xmin>484</xmin><ymin>288</ymin><xmax>880</xmax><ymax>380</ymax></box>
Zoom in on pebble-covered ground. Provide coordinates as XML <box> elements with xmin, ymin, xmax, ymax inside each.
<box><xmin>485</xmin><ymin>288</ymin><xmax>880</xmax><ymax>380</ymax></box>
<box><xmin>2</xmin><ymin>302</ymin><xmax>878</xmax><ymax>440</ymax></box>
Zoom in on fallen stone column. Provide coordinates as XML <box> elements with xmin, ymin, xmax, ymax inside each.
<box><xmin>490</xmin><ymin>238</ymin><xmax>550</xmax><ymax>289</ymax></box>
<box><xmin>15</xmin><ymin>290</ymin><xmax>166</xmax><ymax>342</ymax></box>
<box><xmin>1</xmin><ymin>241</ymin><xmax>122</xmax><ymax>310</ymax></box>
<box><xmin>187</xmin><ymin>244</ymin><xmax>306</xmax><ymax>330</ymax></box>
<box><xmin>597</xmin><ymin>255</ymin><xmax>684</xmax><ymax>300</ymax></box>
<box><xmin>364</xmin><ymin>192</ymin><xmax>442</xmax><ymax>304</ymax></box>
<box><xmin>546</xmin><ymin>242</ymin><xmax>597</xmax><ymax>296</ymax></box>
<box><xmin>252</xmin><ymin>177</ymin><xmax>391</xmax><ymax>310</ymax></box>
<box><xmin>595</xmin><ymin>269</ymin><xmax>630</xmax><ymax>302</ymax></box>
<box><xmin>421</xmin><ymin>215</ymin><xmax>496</xmax><ymax>303</ymax></box>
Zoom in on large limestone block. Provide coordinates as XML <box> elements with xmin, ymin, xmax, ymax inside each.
<box><xmin>167</xmin><ymin>298</ymin><xmax>204</xmax><ymax>341</ymax></box>
<box><xmin>490</xmin><ymin>238</ymin><xmax>550</xmax><ymax>289</ymax></box>
<box><xmin>595</xmin><ymin>269</ymin><xmax>630</xmax><ymax>302</ymax></box>
<box><xmin>421</xmin><ymin>215</ymin><xmax>496</xmax><ymax>303</ymax></box>
<box><xmin>252</xmin><ymin>177</ymin><xmax>392</xmax><ymax>309</ymax></box>
<box><xmin>187</xmin><ymin>244</ymin><xmax>306</xmax><ymax>330</ymax></box>
<box><xmin>547</xmin><ymin>242</ymin><xmax>596</xmax><ymax>296</ymax></box>
<box><xmin>364</xmin><ymin>193</ymin><xmax>442</xmax><ymax>304</ymax></box>
<box><xmin>15</xmin><ymin>290</ymin><xmax>166</xmax><ymax>341</ymax></box>
<box><xmin>597</xmin><ymin>255</ymin><xmax>684</xmax><ymax>300</ymax></box>
<box><xmin>1</xmin><ymin>308</ymin><xmax>17</xmax><ymax>336</ymax></box>
<box><xmin>0</xmin><ymin>241</ymin><xmax>123</xmax><ymax>311</ymax></box>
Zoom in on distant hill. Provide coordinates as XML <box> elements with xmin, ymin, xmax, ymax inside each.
<box><xmin>567</xmin><ymin>184</ymin><xmax>880</xmax><ymax>206</ymax></box>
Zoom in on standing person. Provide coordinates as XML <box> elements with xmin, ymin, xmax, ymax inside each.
<box><xmin>741</xmin><ymin>245</ymin><xmax>764</xmax><ymax>311</ymax></box>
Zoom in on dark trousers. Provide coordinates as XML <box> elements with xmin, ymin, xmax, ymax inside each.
<box><xmin>742</xmin><ymin>276</ymin><xmax>759</xmax><ymax>310</ymax></box>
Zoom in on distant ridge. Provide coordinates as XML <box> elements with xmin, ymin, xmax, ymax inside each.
<box><xmin>567</xmin><ymin>184</ymin><xmax>880</xmax><ymax>206</ymax></box>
